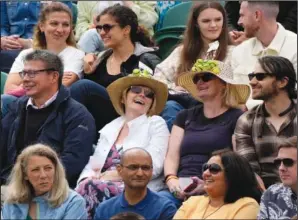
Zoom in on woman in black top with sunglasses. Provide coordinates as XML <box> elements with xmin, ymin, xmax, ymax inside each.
<box><xmin>70</xmin><ymin>5</ymin><xmax>160</xmax><ymax>133</ymax></box>
<box><xmin>160</xmin><ymin>59</ymin><xmax>251</xmax><ymax>208</ymax></box>
<box><xmin>174</xmin><ymin>149</ymin><xmax>261</xmax><ymax>219</ymax></box>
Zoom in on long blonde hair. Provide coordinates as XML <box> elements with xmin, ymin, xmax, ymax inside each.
<box><xmin>5</xmin><ymin>143</ymin><xmax>69</xmax><ymax>207</ymax></box>
<box><xmin>32</xmin><ymin>2</ymin><xmax>76</xmax><ymax>49</ymax></box>
<box><xmin>222</xmin><ymin>84</ymin><xmax>242</xmax><ymax>108</ymax></box>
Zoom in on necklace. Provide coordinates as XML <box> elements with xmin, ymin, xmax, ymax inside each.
<box><xmin>201</xmin><ymin>199</ymin><xmax>225</xmax><ymax>219</ymax></box>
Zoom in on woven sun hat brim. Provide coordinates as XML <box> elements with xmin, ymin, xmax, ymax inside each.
<box><xmin>177</xmin><ymin>70</ymin><xmax>251</xmax><ymax>105</ymax></box>
<box><xmin>107</xmin><ymin>76</ymin><xmax>168</xmax><ymax>116</ymax></box>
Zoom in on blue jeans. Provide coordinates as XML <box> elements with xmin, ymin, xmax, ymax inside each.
<box><xmin>160</xmin><ymin>100</ymin><xmax>184</xmax><ymax>131</ymax></box>
<box><xmin>0</xmin><ymin>50</ymin><xmax>21</xmax><ymax>73</ymax></box>
<box><xmin>70</xmin><ymin>79</ymin><xmax>119</xmax><ymax>136</ymax></box>
<box><xmin>158</xmin><ymin>190</ymin><xmax>183</xmax><ymax>208</ymax></box>
<box><xmin>1</xmin><ymin>94</ymin><xmax>18</xmax><ymax>118</ymax></box>
<box><xmin>77</xmin><ymin>29</ymin><xmax>105</xmax><ymax>53</ymax></box>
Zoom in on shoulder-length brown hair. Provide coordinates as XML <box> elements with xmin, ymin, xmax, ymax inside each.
<box><xmin>5</xmin><ymin>143</ymin><xmax>69</xmax><ymax>207</ymax></box>
<box><xmin>33</xmin><ymin>2</ymin><xmax>76</xmax><ymax>49</ymax></box>
<box><xmin>177</xmin><ymin>2</ymin><xmax>230</xmax><ymax>74</ymax></box>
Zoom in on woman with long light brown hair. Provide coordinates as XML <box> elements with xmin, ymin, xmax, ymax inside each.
<box><xmin>154</xmin><ymin>2</ymin><xmax>233</xmax><ymax>130</ymax></box>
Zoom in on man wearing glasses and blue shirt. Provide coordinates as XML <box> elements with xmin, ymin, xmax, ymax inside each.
<box><xmin>258</xmin><ymin>136</ymin><xmax>297</xmax><ymax>220</ymax></box>
<box><xmin>94</xmin><ymin>148</ymin><xmax>177</xmax><ymax>220</ymax></box>
<box><xmin>0</xmin><ymin>50</ymin><xmax>96</xmax><ymax>189</ymax></box>
<box><xmin>234</xmin><ymin>56</ymin><xmax>297</xmax><ymax>189</ymax></box>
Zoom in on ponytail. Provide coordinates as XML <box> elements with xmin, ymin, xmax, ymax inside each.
<box><xmin>135</xmin><ymin>25</ymin><xmax>154</xmax><ymax>47</ymax></box>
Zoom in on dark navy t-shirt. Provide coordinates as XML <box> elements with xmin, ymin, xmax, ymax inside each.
<box><xmin>174</xmin><ymin>105</ymin><xmax>243</xmax><ymax>178</ymax></box>
<box><xmin>94</xmin><ymin>188</ymin><xmax>177</xmax><ymax>220</ymax></box>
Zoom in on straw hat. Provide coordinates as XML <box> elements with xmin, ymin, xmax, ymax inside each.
<box><xmin>177</xmin><ymin>59</ymin><xmax>250</xmax><ymax>104</ymax></box>
<box><xmin>107</xmin><ymin>69</ymin><xmax>168</xmax><ymax>116</ymax></box>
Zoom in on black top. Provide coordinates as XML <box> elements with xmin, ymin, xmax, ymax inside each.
<box><xmin>16</xmin><ymin>102</ymin><xmax>55</xmax><ymax>153</ymax></box>
<box><xmin>85</xmin><ymin>56</ymin><xmax>123</xmax><ymax>88</ymax></box>
<box><xmin>174</xmin><ymin>105</ymin><xmax>243</xmax><ymax>177</ymax></box>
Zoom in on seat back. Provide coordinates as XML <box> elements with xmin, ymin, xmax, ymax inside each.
<box><xmin>162</xmin><ymin>2</ymin><xmax>193</xmax><ymax>28</ymax></box>
<box><xmin>1</xmin><ymin>72</ymin><xmax>8</xmax><ymax>95</ymax></box>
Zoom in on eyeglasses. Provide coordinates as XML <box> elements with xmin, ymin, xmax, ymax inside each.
<box><xmin>273</xmin><ymin>158</ymin><xmax>297</xmax><ymax>168</ymax></box>
<box><xmin>202</xmin><ymin>163</ymin><xmax>223</xmax><ymax>174</ymax></box>
<box><xmin>121</xmin><ymin>164</ymin><xmax>153</xmax><ymax>171</ymax></box>
<box><xmin>192</xmin><ymin>73</ymin><xmax>216</xmax><ymax>84</ymax></box>
<box><xmin>129</xmin><ymin>86</ymin><xmax>155</xmax><ymax>99</ymax></box>
<box><xmin>95</xmin><ymin>24</ymin><xmax>117</xmax><ymax>33</ymax></box>
<box><xmin>248</xmin><ymin>72</ymin><xmax>273</xmax><ymax>81</ymax></box>
<box><xmin>19</xmin><ymin>68</ymin><xmax>55</xmax><ymax>79</ymax></box>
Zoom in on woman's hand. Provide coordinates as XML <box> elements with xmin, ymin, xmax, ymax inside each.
<box><xmin>122</xmin><ymin>1</ymin><xmax>134</xmax><ymax>7</ymax></box>
<box><xmin>167</xmin><ymin>178</ymin><xmax>185</xmax><ymax>200</ymax></box>
<box><xmin>1</xmin><ymin>36</ymin><xmax>22</xmax><ymax>50</ymax></box>
<box><xmin>183</xmin><ymin>176</ymin><xmax>205</xmax><ymax>197</ymax></box>
<box><xmin>62</xmin><ymin>72</ymin><xmax>79</xmax><ymax>87</ymax></box>
<box><xmin>83</xmin><ymin>53</ymin><xmax>97</xmax><ymax>73</ymax></box>
<box><xmin>93</xmin><ymin>170</ymin><xmax>122</xmax><ymax>182</ymax></box>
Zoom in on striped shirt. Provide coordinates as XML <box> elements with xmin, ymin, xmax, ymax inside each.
<box><xmin>234</xmin><ymin>101</ymin><xmax>297</xmax><ymax>188</ymax></box>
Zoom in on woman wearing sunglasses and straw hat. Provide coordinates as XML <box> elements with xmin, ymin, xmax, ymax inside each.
<box><xmin>160</xmin><ymin>59</ymin><xmax>251</xmax><ymax>207</ymax></box>
<box><xmin>174</xmin><ymin>149</ymin><xmax>261</xmax><ymax>219</ymax></box>
<box><xmin>75</xmin><ymin>69</ymin><xmax>169</xmax><ymax>218</ymax></box>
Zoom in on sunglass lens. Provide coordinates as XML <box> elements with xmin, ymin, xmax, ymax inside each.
<box><xmin>274</xmin><ymin>159</ymin><xmax>282</xmax><ymax>167</ymax></box>
<box><xmin>201</xmin><ymin>73</ymin><xmax>214</xmax><ymax>82</ymax></box>
<box><xmin>255</xmin><ymin>74</ymin><xmax>266</xmax><ymax>81</ymax></box>
<box><xmin>283</xmin><ymin>158</ymin><xmax>294</xmax><ymax>167</ymax></box>
<box><xmin>144</xmin><ymin>89</ymin><xmax>154</xmax><ymax>99</ymax></box>
<box><xmin>103</xmin><ymin>24</ymin><xmax>112</xmax><ymax>32</ymax></box>
<box><xmin>209</xmin><ymin>164</ymin><xmax>222</xmax><ymax>174</ymax></box>
<box><xmin>130</xmin><ymin>86</ymin><xmax>142</xmax><ymax>94</ymax></box>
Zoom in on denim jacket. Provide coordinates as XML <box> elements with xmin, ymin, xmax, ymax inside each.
<box><xmin>1</xmin><ymin>190</ymin><xmax>87</xmax><ymax>219</ymax></box>
<box><xmin>0</xmin><ymin>1</ymin><xmax>72</xmax><ymax>38</ymax></box>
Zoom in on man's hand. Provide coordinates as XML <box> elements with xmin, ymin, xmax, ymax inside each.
<box><xmin>229</xmin><ymin>30</ymin><xmax>248</xmax><ymax>45</ymax></box>
<box><xmin>1</xmin><ymin>36</ymin><xmax>23</xmax><ymax>50</ymax></box>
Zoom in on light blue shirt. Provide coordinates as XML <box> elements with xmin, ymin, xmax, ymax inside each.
<box><xmin>1</xmin><ymin>189</ymin><xmax>87</xmax><ymax>219</ymax></box>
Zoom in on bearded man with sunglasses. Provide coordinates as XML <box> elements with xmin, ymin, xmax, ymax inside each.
<box><xmin>235</xmin><ymin>56</ymin><xmax>297</xmax><ymax>189</ymax></box>
<box><xmin>258</xmin><ymin>136</ymin><xmax>297</xmax><ymax>220</ymax></box>
<box><xmin>94</xmin><ymin>148</ymin><xmax>177</xmax><ymax>220</ymax></box>
<box><xmin>0</xmin><ymin>50</ymin><xmax>96</xmax><ymax>189</ymax></box>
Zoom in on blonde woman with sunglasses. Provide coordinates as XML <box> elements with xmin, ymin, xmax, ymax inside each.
<box><xmin>75</xmin><ymin>70</ymin><xmax>169</xmax><ymax>218</ymax></box>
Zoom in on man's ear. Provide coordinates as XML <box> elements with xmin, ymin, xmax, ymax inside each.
<box><xmin>116</xmin><ymin>164</ymin><xmax>122</xmax><ymax>176</ymax></box>
<box><xmin>278</xmin><ymin>77</ymin><xmax>289</xmax><ymax>89</ymax></box>
<box><xmin>51</xmin><ymin>71</ymin><xmax>60</xmax><ymax>84</ymax></box>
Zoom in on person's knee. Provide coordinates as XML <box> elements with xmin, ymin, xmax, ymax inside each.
<box><xmin>165</xmin><ymin>100</ymin><xmax>184</xmax><ymax>111</ymax></box>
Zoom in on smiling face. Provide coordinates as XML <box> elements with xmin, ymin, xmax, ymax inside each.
<box><xmin>197</xmin><ymin>8</ymin><xmax>223</xmax><ymax>43</ymax></box>
<box><xmin>277</xmin><ymin>147</ymin><xmax>297</xmax><ymax>190</ymax></box>
<box><xmin>97</xmin><ymin>14</ymin><xmax>130</xmax><ymax>48</ymax></box>
<box><xmin>22</xmin><ymin>60</ymin><xmax>59</xmax><ymax>99</ymax></box>
<box><xmin>39</xmin><ymin>11</ymin><xmax>71</xmax><ymax>45</ymax></box>
<box><xmin>123</xmin><ymin>85</ymin><xmax>154</xmax><ymax>117</ymax></box>
<box><xmin>203</xmin><ymin>156</ymin><xmax>227</xmax><ymax>198</ymax></box>
<box><xmin>194</xmin><ymin>73</ymin><xmax>226</xmax><ymax>101</ymax></box>
<box><xmin>249</xmin><ymin>62</ymin><xmax>279</xmax><ymax>100</ymax></box>
<box><xmin>25</xmin><ymin>155</ymin><xmax>55</xmax><ymax>196</ymax></box>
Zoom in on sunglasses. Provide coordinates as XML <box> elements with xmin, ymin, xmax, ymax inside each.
<box><xmin>121</xmin><ymin>164</ymin><xmax>153</xmax><ymax>171</ymax></box>
<box><xmin>202</xmin><ymin>163</ymin><xmax>223</xmax><ymax>175</ymax></box>
<box><xmin>95</xmin><ymin>24</ymin><xmax>117</xmax><ymax>33</ymax></box>
<box><xmin>248</xmin><ymin>72</ymin><xmax>273</xmax><ymax>81</ymax></box>
<box><xmin>129</xmin><ymin>86</ymin><xmax>155</xmax><ymax>99</ymax></box>
<box><xmin>273</xmin><ymin>158</ymin><xmax>297</xmax><ymax>168</ymax></box>
<box><xmin>192</xmin><ymin>73</ymin><xmax>216</xmax><ymax>84</ymax></box>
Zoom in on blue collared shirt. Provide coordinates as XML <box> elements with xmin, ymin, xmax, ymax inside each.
<box><xmin>0</xmin><ymin>1</ymin><xmax>72</xmax><ymax>38</ymax></box>
<box><xmin>94</xmin><ymin>188</ymin><xmax>177</xmax><ymax>220</ymax></box>
<box><xmin>258</xmin><ymin>183</ymin><xmax>297</xmax><ymax>220</ymax></box>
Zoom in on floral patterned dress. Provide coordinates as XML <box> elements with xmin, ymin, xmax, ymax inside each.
<box><xmin>75</xmin><ymin>145</ymin><xmax>124</xmax><ymax>219</ymax></box>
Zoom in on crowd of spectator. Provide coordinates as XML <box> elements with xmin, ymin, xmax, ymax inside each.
<box><xmin>1</xmin><ymin>1</ymin><xmax>297</xmax><ymax>220</ymax></box>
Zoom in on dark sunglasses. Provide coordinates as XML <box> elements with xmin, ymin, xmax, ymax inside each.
<box><xmin>273</xmin><ymin>158</ymin><xmax>297</xmax><ymax>168</ymax></box>
<box><xmin>248</xmin><ymin>72</ymin><xmax>273</xmax><ymax>81</ymax></box>
<box><xmin>129</xmin><ymin>86</ymin><xmax>155</xmax><ymax>99</ymax></box>
<box><xmin>95</xmin><ymin>24</ymin><xmax>117</xmax><ymax>33</ymax></box>
<box><xmin>202</xmin><ymin>163</ymin><xmax>223</xmax><ymax>175</ymax></box>
<box><xmin>121</xmin><ymin>164</ymin><xmax>153</xmax><ymax>171</ymax></box>
<box><xmin>192</xmin><ymin>73</ymin><xmax>216</xmax><ymax>84</ymax></box>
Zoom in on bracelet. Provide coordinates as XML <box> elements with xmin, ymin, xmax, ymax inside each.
<box><xmin>165</xmin><ymin>175</ymin><xmax>178</xmax><ymax>184</ymax></box>
<box><xmin>164</xmin><ymin>174</ymin><xmax>177</xmax><ymax>183</ymax></box>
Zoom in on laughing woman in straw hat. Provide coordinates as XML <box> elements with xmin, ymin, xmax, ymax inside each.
<box><xmin>159</xmin><ymin>59</ymin><xmax>251</xmax><ymax>208</ymax></box>
<box><xmin>75</xmin><ymin>69</ymin><xmax>169</xmax><ymax>218</ymax></box>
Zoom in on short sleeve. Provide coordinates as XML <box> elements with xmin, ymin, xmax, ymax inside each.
<box><xmin>174</xmin><ymin>109</ymin><xmax>188</xmax><ymax>129</ymax></box>
<box><xmin>9</xmin><ymin>48</ymin><xmax>33</xmax><ymax>73</ymax></box>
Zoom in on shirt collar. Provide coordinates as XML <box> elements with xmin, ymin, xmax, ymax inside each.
<box><xmin>252</xmin><ymin>23</ymin><xmax>287</xmax><ymax>55</ymax></box>
<box><xmin>120</xmin><ymin>188</ymin><xmax>152</xmax><ymax>210</ymax></box>
<box><xmin>26</xmin><ymin>91</ymin><xmax>58</xmax><ymax>110</ymax></box>
<box><xmin>126</xmin><ymin>114</ymin><xmax>148</xmax><ymax>128</ymax></box>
